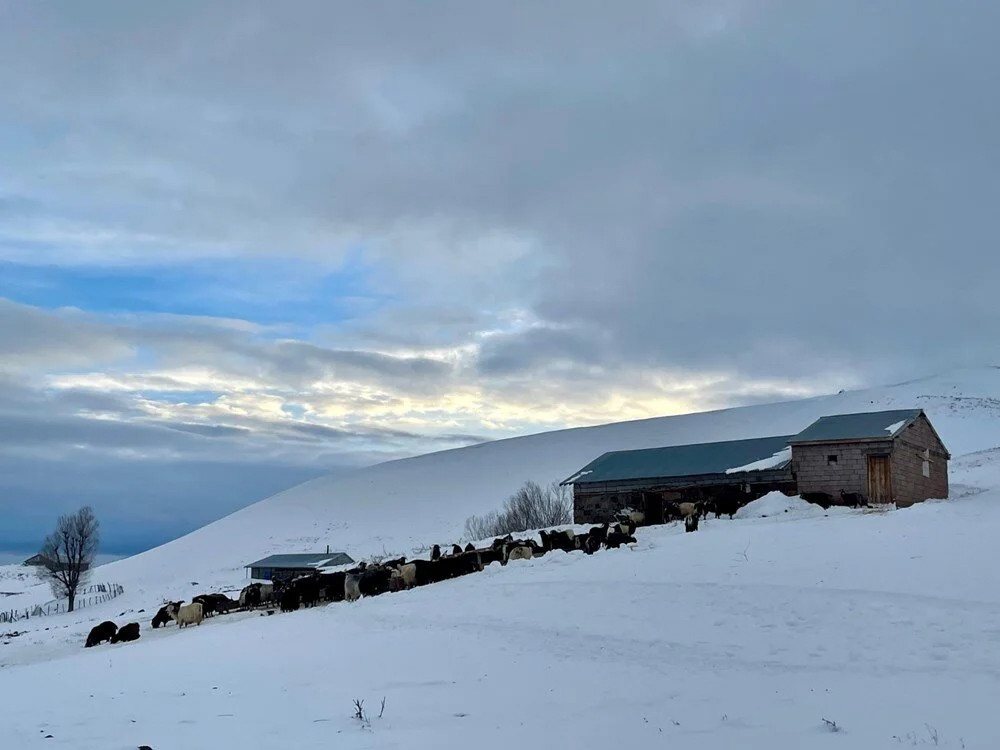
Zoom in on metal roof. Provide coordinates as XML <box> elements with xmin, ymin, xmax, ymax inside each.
<box><xmin>560</xmin><ymin>435</ymin><xmax>795</xmax><ymax>485</ymax></box>
<box><xmin>789</xmin><ymin>409</ymin><xmax>923</xmax><ymax>444</ymax></box>
<box><xmin>245</xmin><ymin>552</ymin><xmax>354</xmax><ymax>569</ymax></box>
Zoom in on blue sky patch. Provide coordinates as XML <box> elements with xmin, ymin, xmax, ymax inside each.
<box><xmin>0</xmin><ymin>249</ymin><xmax>390</xmax><ymax>332</ymax></box>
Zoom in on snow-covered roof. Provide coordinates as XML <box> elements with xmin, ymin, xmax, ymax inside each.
<box><xmin>789</xmin><ymin>409</ymin><xmax>923</xmax><ymax>444</ymax></box>
<box><xmin>560</xmin><ymin>435</ymin><xmax>795</xmax><ymax>485</ymax></box>
<box><xmin>245</xmin><ymin>552</ymin><xmax>354</xmax><ymax>569</ymax></box>
<box><xmin>725</xmin><ymin>446</ymin><xmax>792</xmax><ymax>475</ymax></box>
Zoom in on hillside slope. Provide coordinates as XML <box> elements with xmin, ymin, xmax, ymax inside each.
<box><xmin>2</xmin><ymin>367</ymin><xmax>1000</xmax><ymax>748</ymax></box>
<box><xmin>91</xmin><ymin>366</ymin><xmax>1000</xmax><ymax>596</ymax></box>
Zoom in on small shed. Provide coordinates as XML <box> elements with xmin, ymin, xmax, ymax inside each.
<box><xmin>562</xmin><ymin>435</ymin><xmax>797</xmax><ymax>524</ymax></box>
<box><xmin>245</xmin><ymin>552</ymin><xmax>355</xmax><ymax>582</ymax></box>
<box><xmin>789</xmin><ymin>408</ymin><xmax>949</xmax><ymax>506</ymax></box>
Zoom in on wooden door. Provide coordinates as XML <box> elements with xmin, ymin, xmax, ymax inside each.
<box><xmin>867</xmin><ymin>455</ymin><xmax>893</xmax><ymax>505</ymax></box>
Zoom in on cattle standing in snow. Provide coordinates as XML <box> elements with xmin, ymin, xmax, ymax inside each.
<box><xmin>85</xmin><ymin>621</ymin><xmax>118</xmax><ymax>647</ymax></box>
<box><xmin>505</xmin><ymin>543</ymin><xmax>534</xmax><ymax>563</ymax></box>
<box><xmin>604</xmin><ymin>531</ymin><xmax>636</xmax><ymax>549</ymax></box>
<box><xmin>344</xmin><ymin>573</ymin><xmax>362</xmax><ymax>602</ymax></box>
<box><xmin>706</xmin><ymin>491</ymin><xmax>743</xmax><ymax>519</ymax></box>
<box><xmin>614</xmin><ymin>520</ymin><xmax>637</xmax><ymax>537</ymax></box>
<box><xmin>800</xmin><ymin>491</ymin><xmax>833</xmax><ymax>509</ymax></box>
<box><xmin>464</xmin><ymin>542</ymin><xmax>476</xmax><ymax>552</ymax></box>
<box><xmin>287</xmin><ymin>576</ymin><xmax>320</xmax><ymax>608</ymax></box>
<box><xmin>279</xmin><ymin>588</ymin><xmax>299</xmax><ymax>612</ymax></box>
<box><xmin>616</xmin><ymin>508</ymin><xmax>645</xmax><ymax>527</ymax></box>
<box><xmin>167</xmin><ymin>602</ymin><xmax>204</xmax><ymax>628</ymax></box>
<box><xmin>451</xmin><ymin>544</ymin><xmax>463</xmax><ymax>556</ymax></box>
<box><xmin>477</xmin><ymin>546</ymin><xmax>504</xmax><ymax>567</ymax></box>
<box><xmin>491</xmin><ymin>534</ymin><xmax>514</xmax><ymax>550</ymax></box>
<box><xmin>684</xmin><ymin>513</ymin><xmax>699</xmax><ymax>532</ymax></box>
<box><xmin>151</xmin><ymin>602</ymin><xmax>181</xmax><ymax>629</ymax></box>
<box><xmin>239</xmin><ymin>583</ymin><xmax>273</xmax><ymax>609</ymax></box>
<box><xmin>359</xmin><ymin>566</ymin><xmax>393</xmax><ymax>597</ymax></box>
<box><xmin>391</xmin><ymin>563</ymin><xmax>417</xmax><ymax>590</ymax></box>
<box><xmin>539</xmin><ymin>529</ymin><xmax>575</xmax><ymax>553</ymax></box>
<box><xmin>319</xmin><ymin>571</ymin><xmax>346</xmax><ymax>602</ymax></box>
<box><xmin>840</xmin><ymin>489</ymin><xmax>869</xmax><ymax>508</ymax></box>
<box><xmin>576</xmin><ymin>524</ymin><xmax>608</xmax><ymax>555</ymax></box>
<box><xmin>430</xmin><ymin>544</ymin><xmax>442</xmax><ymax>561</ymax></box>
<box><xmin>192</xmin><ymin>593</ymin><xmax>236</xmax><ymax>617</ymax></box>
<box><xmin>111</xmin><ymin>622</ymin><xmax>140</xmax><ymax>643</ymax></box>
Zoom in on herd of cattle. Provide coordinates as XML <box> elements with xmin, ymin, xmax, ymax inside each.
<box><xmin>80</xmin><ymin>489</ymin><xmax>872</xmax><ymax>649</ymax></box>
<box><xmin>83</xmin><ymin>517</ymin><xmax>647</xmax><ymax>648</ymax></box>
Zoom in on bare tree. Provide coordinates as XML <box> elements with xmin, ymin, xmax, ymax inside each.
<box><xmin>37</xmin><ymin>506</ymin><xmax>100</xmax><ymax>612</ymax></box>
<box><xmin>465</xmin><ymin>481</ymin><xmax>572</xmax><ymax>540</ymax></box>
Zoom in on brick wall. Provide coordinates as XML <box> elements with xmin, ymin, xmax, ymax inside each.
<box><xmin>792</xmin><ymin>441</ymin><xmax>891</xmax><ymax>499</ymax></box>
<box><xmin>891</xmin><ymin>416</ymin><xmax>949</xmax><ymax>507</ymax></box>
<box><xmin>792</xmin><ymin>414</ymin><xmax>949</xmax><ymax>507</ymax></box>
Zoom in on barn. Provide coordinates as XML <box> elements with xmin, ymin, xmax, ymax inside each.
<box><xmin>788</xmin><ymin>408</ymin><xmax>949</xmax><ymax>507</ymax></box>
<box><xmin>562</xmin><ymin>408</ymin><xmax>950</xmax><ymax>523</ymax></box>
<box><xmin>245</xmin><ymin>552</ymin><xmax>354</xmax><ymax>582</ymax></box>
<box><xmin>563</xmin><ymin>435</ymin><xmax>797</xmax><ymax>524</ymax></box>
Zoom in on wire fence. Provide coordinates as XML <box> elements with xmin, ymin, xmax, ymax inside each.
<box><xmin>0</xmin><ymin>583</ymin><xmax>124</xmax><ymax>624</ymax></box>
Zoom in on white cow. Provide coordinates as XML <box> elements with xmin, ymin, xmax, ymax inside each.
<box><xmin>167</xmin><ymin>602</ymin><xmax>204</xmax><ymax>628</ymax></box>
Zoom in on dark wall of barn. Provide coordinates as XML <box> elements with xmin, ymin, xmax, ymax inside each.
<box><xmin>890</xmin><ymin>417</ymin><xmax>949</xmax><ymax>506</ymax></box>
<box><xmin>574</xmin><ymin>488</ymin><xmax>627</xmax><ymax>524</ymax></box>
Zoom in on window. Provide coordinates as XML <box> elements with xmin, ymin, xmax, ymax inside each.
<box><xmin>922</xmin><ymin>448</ymin><xmax>931</xmax><ymax>478</ymax></box>
<box><xmin>827</xmin><ymin>454</ymin><xmax>838</xmax><ymax>465</ymax></box>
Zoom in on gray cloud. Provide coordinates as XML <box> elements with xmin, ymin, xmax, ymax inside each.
<box><xmin>2</xmin><ymin>1</ymin><xmax>996</xmax><ymax>386</ymax></box>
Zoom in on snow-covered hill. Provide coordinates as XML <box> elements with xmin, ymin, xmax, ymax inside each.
<box><xmin>1</xmin><ymin>367</ymin><xmax>999</xmax><ymax>748</ymax></box>
<box><xmin>91</xmin><ymin>366</ymin><xmax>1000</xmax><ymax>595</ymax></box>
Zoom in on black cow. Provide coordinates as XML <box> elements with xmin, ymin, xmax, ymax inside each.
<box><xmin>478</xmin><ymin>547</ymin><xmax>504</xmax><ymax>567</ymax></box>
<box><xmin>151</xmin><ymin>604</ymin><xmax>174</xmax><ymax>629</ymax></box>
<box><xmin>359</xmin><ymin>566</ymin><xmax>393</xmax><ymax>597</ymax></box>
<box><xmin>450</xmin><ymin>544</ymin><xmax>463</xmax><ymax>556</ymax></box>
<box><xmin>684</xmin><ymin>513</ymin><xmax>699</xmax><ymax>533</ymax></box>
<box><xmin>430</xmin><ymin>544</ymin><xmax>442</xmax><ymax>561</ymax></box>
<box><xmin>574</xmin><ymin>532</ymin><xmax>598</xmax><ymax>555</ymax></box>
<box><xmin>111</xmin><ymin>622</ymin><xmax>140</xmax><ymax>643</ymax></box>
<box><xmin>279</xmin><ymin>588</ymin><xmax>299</xmax><ymax>612</ymax></box>
<box><xmin>490</xmin><ymin>534</ymin><xmax>514</xmax><ymax>550</ymax></box>
<box><xmin>540</xmin><ymin>529</ymin><xmax>576</xmax><ymax>553</ymax></box>
<box><xmin>319</xmin><ymin>571</ymin><xmax>346</xmax><ymax>602</ymax></box>
<box><xmin>840</xmin><ymin>490</ymin><xmax>868</xmax><ymax>508</ymax></box>
<box><xmin>706</xmin><ymin>492</ymin><xmax>743</xmax><ymax>519</ymax></box>
<box><xmin>291</xmin><ymin>576</ymin><xmax>320</xmax><ymax>608</ymax></box>
<box><xmin>604</xmin><ymin>531</ymin><xmax>636</xmax><ymax>549</ymax></box>
<box><xmin>614</xmin><ymin>519</ymin><xmax>637</xmax><ymax>536</ymax></box>
<box><xmin>800</xmin><ymin>491</ymin><xmax>833</xmax><ymax>509</ymax></box>
<box><xmin>85</xmin><ymin>621</ymin><xmax>118</xmax><ymax>648</ymax></box>
<box><xmin>192</xmin><ymin>593</ymin><xmax>235</xmax><ymax>617</ymax></box>
<box><xmin>464</xmin><ymin>542</ymin><xmax>476</xmax><ymax>552</ymax></box>
<box><xmin>241</xmin><ymin>583</ymin><xmax>262</xmax><ymax>608</ymax></box>
<box><xmin>409</xmin><ymin>558</ymin><xmax>438</xmax><ymax>586</ymax></box>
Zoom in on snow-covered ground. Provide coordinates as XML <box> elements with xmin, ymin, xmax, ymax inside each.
<box><xmin>1</xmin><ymin>367</ymin><xmax>999</xmax><ymax>748</ymax></box>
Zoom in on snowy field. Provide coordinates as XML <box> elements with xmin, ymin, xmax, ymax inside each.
<box><xmin>1</xmin><ymin>368</ymin><xmax>999</xmax><ymax>748</ymax></box>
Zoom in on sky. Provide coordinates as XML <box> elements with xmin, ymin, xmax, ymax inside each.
<box><xmin>1</xmin><ymin>1</ymin><xmax>998</xmax><ymax>555</ymax></box>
